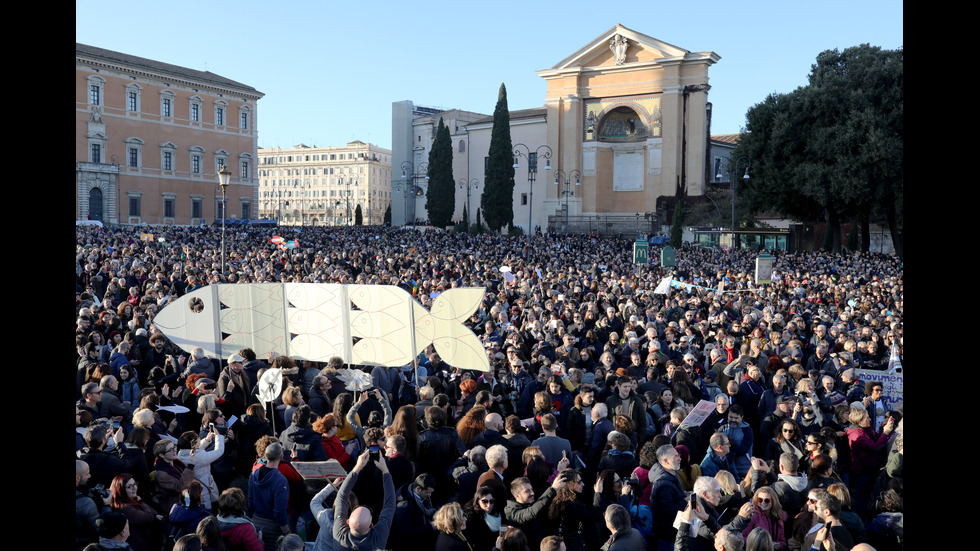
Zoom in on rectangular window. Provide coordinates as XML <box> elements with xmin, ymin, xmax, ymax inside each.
<box><xmin>521</xmin><ymin>193</ymin><xmax>528</xmax><ymax>206</ymax></box>
<box><xmin>162</xmin><ymin>98</ymin><xmax>172</xmax><ymax>117</ymax></box>
<box><xmin>91</xmin><ymin>144</ymin><xmax>101</xmax><ymax>164</ymax></box>
<box><xmin>241</xmin><ymin>112</ymin><xmax>248</xmax><ymax>129</ymax></box>
<box><xmin>89</xmin><ymin>85</ymin><xmax>100</xmax><ymax>105</ymax></box>
<box><xmin>163</xmin><ymin>152</ymin><xmax>173</xmax><ymax>171</ymax></box>
<box><xmin>129</xmin><ymin>196</ymin><xmax>141</xmax><ymax>217</ymax></box>
<box><xmin>192</xmin><ymin>155</ymin><xmax>201</xmax><ymax>174</ymax></box>
<box><xmin>127</xmin><ymin>92</ymin><xmax>137</xmax><ymax>111</ymax></box>
<box><xmin>192</xmin><ymin>198</ymin><xmax>202</xmax><ymax>219</ymax></box>
<box><xmin>191</xmin><ymin>104</ymin><xmax>200</xmax><ymax>122</ymax></box>
<box><xmin>241</xmin><ymin>161</ymin><xmax>250</xmax><ymax>179</ymax></box>
<box><xmin>128</xmin><ymin>148</ymin><xmax>138</xmax><ymax>167</ymax></box>
<box><xmin>164</xmin><ymin>197</ymin><xmax>175</xmax><ymax>218</ymax></box>
<box><xmin>242</xmin><ymin>203</ymin><xmax>251</xmax><ymax>219</ymax></box>
<box><xmin>216</xmin><ymin>108</ymin><xmax>224</xmax><ymax>126</ymax></box>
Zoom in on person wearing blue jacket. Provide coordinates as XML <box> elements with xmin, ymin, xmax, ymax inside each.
<box><xmin>718</xmin><ymin>405</ymin><xmax>753</xmax><ymax>479</ymax></box>
<box><xmin>699</xmin><ymin>432</ymin><xmax>741</xmax><ymax>478</ymax></box>
<box><xmin>248</xmin><ymin>442</ymin><xmax>291</xmax><ymax>550</ymax></box>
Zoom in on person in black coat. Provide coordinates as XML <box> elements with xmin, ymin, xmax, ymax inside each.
<box><xmin>417</xmin><ymin>406</ymin><xmax>466</xmax><ymax>506</ymax></box>
<box><xmin>384</xmin><ymin>434</ymin><xmax>417</xmax><ymax>493</ymax></box>
<box><xmin>597</xmin><ymin>431</ymin><xmax>639</xmax><ymax>479</ymax></box>
<box><xmin>388</xmin><ymin>474</ymin><xmax>438</xmax><ymax>551</ymax></box>
<box><xmin>307</xmin><ymin>374</ymin><xmax>333</xmax><ymax>418</ymax></box>
<box><xmin>647</xmin><ymin>445</ymin><xmax>687</xmax><ymax>547</ymax></box>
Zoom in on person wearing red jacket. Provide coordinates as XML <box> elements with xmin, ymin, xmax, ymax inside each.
<box><xmin>313</xmin><ymin>413</ymin><xmax>354</xmax><ymax>468</ymax></box>
<box><xmin>216</xmin><ymin>487</ymin><xmax>264</xmax><ymax>551</ymax></box>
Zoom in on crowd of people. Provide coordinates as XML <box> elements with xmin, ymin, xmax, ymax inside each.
<box><xmin>76</xmin><ymin>222</ymin><xmax>904</xmax><ymax>551</ymax></box>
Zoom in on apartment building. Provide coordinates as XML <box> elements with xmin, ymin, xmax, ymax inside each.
<box><xmin>76</xmin><ymin>43</ymin><xmax>264</xmax><ymax>225</ymax></box>
<box><xmin>257</xmin><ymin>142</ymin><xmax>392</xmax><ymax>226</ymax></box>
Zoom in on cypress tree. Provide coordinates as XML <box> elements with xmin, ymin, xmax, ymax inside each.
<box><xmin>481</xmin><ymin>83</ymin><xmax>515</xmax><ymax>233</ymax></box>
<box><xmin>670</xmin><ymin>200</ymin><xmax>685</xmax><ymax>248</ymax></box>
<box><xmin>425</xmin><ymin>117</ymin><xmax>455</xmax><ymax>228</ymax></box>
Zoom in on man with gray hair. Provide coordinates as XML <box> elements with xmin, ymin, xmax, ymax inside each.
<box><xmin>450</xmin><ymin>445</ymin><xmax>487</xmax><ymax>505</ymax></box>
<box><xmin>648</xmin><ymin>445</ymin><xmax>686</xmax><ymax>550</ymax></box>
<box><xmin>99</xmin><ymin>375</ymin><xmax>131</xmax><ymax>420</ymax></box>
<box><xmin>601</xmin><ymin>503</ymin><xmax>646</xmax><ymax>550</ymax></box>
<box><xmin>587</xmin><ymin>402</ymin><xmax>614</xmax><ymax>469</ymax></box>
<box><xmin>179</xmin><ymin>346</ymin><xmax>217</xmax><ymax>381</ymax></box>
<box><xmin>477</xmin><ymin>444</ymin><xmax>509</xmax><ymax>500</ymax></box>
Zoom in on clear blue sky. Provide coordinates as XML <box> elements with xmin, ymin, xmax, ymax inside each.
<box><xmin>76</xmin><ymin>0</ymin><xmax>903</xmax><ymax>151</ymax></box>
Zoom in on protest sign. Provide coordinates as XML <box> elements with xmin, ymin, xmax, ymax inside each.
<box><xmin>855</xmin><ymin>369</ymin><xmax>904</xmax><ymax>410</ymax></box>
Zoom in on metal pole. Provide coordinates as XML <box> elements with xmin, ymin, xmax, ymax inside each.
<box><xmin>221</xmin><ymin>184</ymin><xmax>226</xmax><ymax>277</ymax></box>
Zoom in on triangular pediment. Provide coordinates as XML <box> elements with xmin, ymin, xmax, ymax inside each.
<box><xmin>548</xmin><ymin>24</ymin><xmax>695</xmax><ymax>71</ymax></box>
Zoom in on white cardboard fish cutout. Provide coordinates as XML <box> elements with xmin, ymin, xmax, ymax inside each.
<box><xmin>153</xmin><ymin>283</ymin><xmax>489</xmax><ymax>371</ymax></box>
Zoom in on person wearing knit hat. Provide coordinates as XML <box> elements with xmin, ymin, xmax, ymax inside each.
<box><xmin>97</xmin><ymin>511</ymin><xmax>132</xmax><ymax>549</ymax></box>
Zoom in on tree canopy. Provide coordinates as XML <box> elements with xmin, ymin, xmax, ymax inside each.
<box><xmin>734</xmin><ymin>44</ymin><xmax>903</xmax><ymax>256</ymax></box>
<box><xmin>425</xmin><ymin>117</ymin><xmax>455</xmax><ymax>228</ymax></box>
<box><xmin>481</xmin><ymin>83</ymin><xmax>516</xmax><ymax>233</ymax></box>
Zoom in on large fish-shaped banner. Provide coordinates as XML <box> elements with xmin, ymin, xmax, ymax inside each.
<box><xmin>153</xmin><ymin>284</ymin><xmax>489</xmax><ymax>371</ymax></box>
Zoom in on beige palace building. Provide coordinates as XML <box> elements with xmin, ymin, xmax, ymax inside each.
<box><xmin>76</xmin><ymin>44</ymin><xmax>264</xmax><ymax>225</ymax></box>
<box><xmin>257</xmin><ymin>142</ymin><xmax>392</xmax><ymax>226</ymax></box>
<box><xmin>392</xmin><ymin>24</ymin><xmax>719</xmax><ymax>233</ymax></box>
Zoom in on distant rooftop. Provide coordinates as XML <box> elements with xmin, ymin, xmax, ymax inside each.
<box><xmin>76</xmin><ymin>43</ymin><xmax>263</xmax><ymax>97</ymax></box>
<box><xmin>711</xmin><ymin>133</ymin><xmax>742</xmax><ymax>145</ymax></box>
<box><xmin>468</xmin><ymin>107</ymin><xmax>548</xmax><ymax>126</ymax></box>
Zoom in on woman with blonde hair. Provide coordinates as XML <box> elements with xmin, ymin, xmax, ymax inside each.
<box><xmin>827</xmin><ymin>482</ymin><xmax>868</xmax><ymax>544</ymax></box>
<box><xmin>713</xmin><ymin>469</ymin><xmax>747</xmax><ymax>522</ymax></box>
<box><xmin>433</xmin><ymin>502</ymin><xmax>473</xmax><ymax>551</ymax></box>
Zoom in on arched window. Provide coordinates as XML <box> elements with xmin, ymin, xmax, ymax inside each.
<box><xmin>597</xmin><ymin>106</ymin><xmax>648</xmax><ymax>142</ymax></box>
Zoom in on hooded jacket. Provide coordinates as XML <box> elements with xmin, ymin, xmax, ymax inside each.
<box><xmin>750</xmin><ymin>468</ymin><xmax>809</xmax><ymax>520</ymax></box>
<box><xmin>247</xmin><ymin>465</ymin><xmax>289</xmax><ymax>527</ymax></box>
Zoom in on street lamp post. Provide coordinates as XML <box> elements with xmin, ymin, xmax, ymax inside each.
<box><xmin>457</xmin><ymin>178</ymin><xmax>479</xmax><ymax>229</ymax></box>
<box><xmin>716</xmin><ymin>156</ymin><xmax>750</xmax><ymax>264</ymax></box>
<box><xmin>401</xmin><ymin>161</ymin><xmax>429</xmax><ymax>226</ymax></box>
<box><xmin>217</xmin><ymin>165</ymin><xmax>231</xmax><ymax>279</ymax></box>
<box><xmin>342</xmin><ymin>177</ymin><xmax>357</xmax><ymax>226</ymax></box>
<box><xmin>552</xmin><ymin>169</ymin><xmax>581</xmax><ymax>233</ymax></box>
<box><xmin>512</xmin><ymin>144</ymin><xmax>552</xmax><ymax>238</ymax></box>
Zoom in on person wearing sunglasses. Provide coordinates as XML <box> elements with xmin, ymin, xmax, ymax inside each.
<box><xmin>740</xmin><ymin>487</ymin><xmax>787</xmax><ymax>549</ymax></box>
<box><xmin>462</xmin><ymin>486</ymin><xmax>502</xmax><ymax>551</ymax></box>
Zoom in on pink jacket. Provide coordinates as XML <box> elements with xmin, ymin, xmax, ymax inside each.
<box><xmin>742</xmin><ymin>510</ymin><xmax>787</xmax><ymax>550</ymax></box>
<box><xmin>220</xmin><ymin>520</ymin><xmax>264</xmax><ymax>551</ymax></box>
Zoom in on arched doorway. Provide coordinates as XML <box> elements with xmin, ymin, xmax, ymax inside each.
<box><xmin>89</xmin><ymin>187</ymin><xmax>104</xmax><ymax>221</ymax></box>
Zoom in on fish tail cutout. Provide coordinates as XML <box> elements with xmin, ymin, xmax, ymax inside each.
<box><xmin>428</xmin><ymin>288</ymin><xmax>484</xmax><ymax>322</ymax></box>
